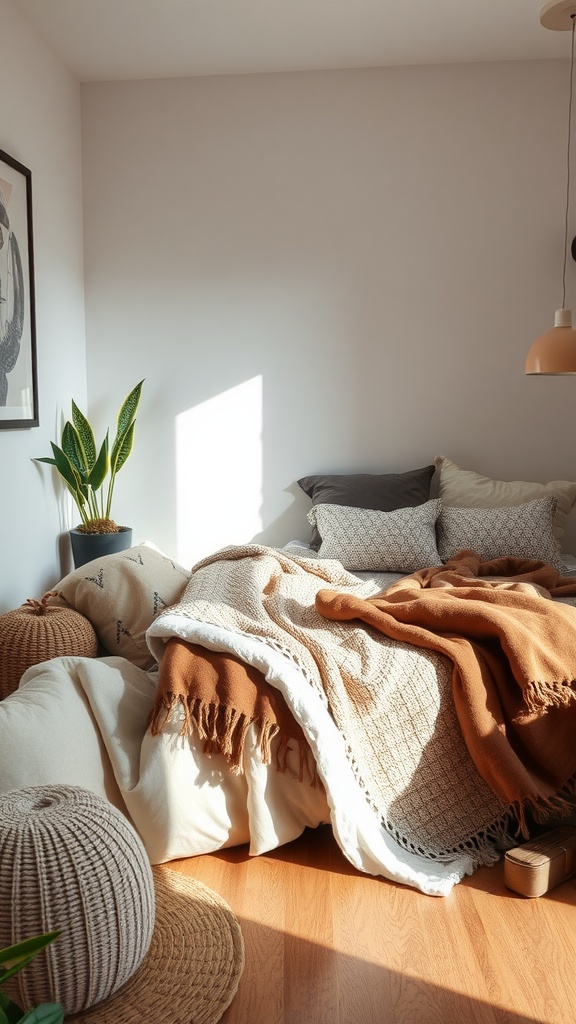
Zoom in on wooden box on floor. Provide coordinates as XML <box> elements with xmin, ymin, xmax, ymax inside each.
<box><xmin>504</xmin><ymin>825</ymin><xmax>576</xmax><ymax>898</ymax></box>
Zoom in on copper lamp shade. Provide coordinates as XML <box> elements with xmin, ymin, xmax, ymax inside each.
<box><xmin>526</xmin><ymin>1</ymin><xmax>576</xmax><ymax>374</ymax></box>
<box><xmin>525</xmin><ymin>308</ymin><xmax>576</xmax><ymax>374</ymax></box>
<box><xmin>540</xmin><ymin>0</ymin><xmax>576</xmax><ymax>30</ymax></box>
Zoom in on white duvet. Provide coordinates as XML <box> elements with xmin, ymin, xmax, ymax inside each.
<box><xmin>0</xmin><ymin>649</ymin><xmax>473</xmax><ymax>896</ymax></box>
<box><xmin>0</xmin><ymin>654</ymin><xmax>331</xmax><ymax>864</ymax></box>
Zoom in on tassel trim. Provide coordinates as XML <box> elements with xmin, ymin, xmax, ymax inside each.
<box><xmin>511</xmin><ymin>774</ymin><xmax>576</xmax><ymax>839</ymax></box>
<box><xmin>148</xmin><ymin>692</ymin><xmax>319</xmax><ymax>785</ymax></box>
<box><xmin>518</xmin><ymin>678</ymin><xmax>576</xmax><ymax>719</ymax></box>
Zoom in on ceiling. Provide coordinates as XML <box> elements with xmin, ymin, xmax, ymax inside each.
<box><xmin>14</xmin><ymin>0</ymin><xmax>575</xmax><ymax>83</ymax></box>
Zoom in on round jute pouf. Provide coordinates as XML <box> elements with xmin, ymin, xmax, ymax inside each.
<box><xmin>0</xmin><ymin>592</ymin><xmax>98</xmax><ymax>699</ymax></box>
<box><xmin>70</xmin><ymin>867</ymin><xmax>246</xmax><ymax>1024</ymax></box>
<box><xmin>0</xmin><ymin>785</ymin><xmax>155</xmax><ymax>1014</ymax></box>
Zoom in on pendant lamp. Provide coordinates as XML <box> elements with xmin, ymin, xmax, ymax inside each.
<box><xmin>526</xmin><ymin>0</ymin><xmax>576</xmax><ymax>374</ymax></box>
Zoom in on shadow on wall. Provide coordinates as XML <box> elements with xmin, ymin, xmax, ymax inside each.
<box><xmin>251</xmin><ymin>481</ymin><xmax>312</xmax><ymax>549</ymax></box>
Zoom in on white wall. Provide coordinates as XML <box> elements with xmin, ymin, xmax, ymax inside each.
<box><xmin>2</xmin><ymin>37</ymin><xmax>575</xmax><ymax>608</ymax></box>
<box><xmin>81</xmin><ymin>60</ymin><xmax>576</xmax><ymax>568</ymax></box>
<box><xmin>0</xmin><ymin>0</ymin><xmax>87</xmax><ymax>611</ymax></box>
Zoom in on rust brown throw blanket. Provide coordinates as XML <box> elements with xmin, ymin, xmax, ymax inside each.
<box><xmin>316</xmin><ymin>550</ymin><xmax>576</xmax><ymax>830</ymax></box>
<box><xmin>149</xmin><ymin>637</ymin><xmax>317</xmax><ymax>783</ymax></box>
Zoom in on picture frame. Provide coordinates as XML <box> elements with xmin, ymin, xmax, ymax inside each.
<box><xmin>0</xmin><ymin>147</ymin><xmax>38</xmax><ymax>429</ymax></box>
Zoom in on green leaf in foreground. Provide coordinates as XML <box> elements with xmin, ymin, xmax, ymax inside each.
<box><xmin>0</xmin><ymin>988</ymin><xmax>24</xmax><ymax>1021</ymax></box>
<box><xmin>0</xmin><ymin>933</ymin><xmax>61</xmax><ymax>983</ymax></box>
<box><xmin>18</xmin><ymin>1004</ymin><xmax>64</xmax><ymax>1024</ymax></box>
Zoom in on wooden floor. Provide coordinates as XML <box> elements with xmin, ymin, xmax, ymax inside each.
<box><xmin>167</xmin><ymin>825</ymin><xmax>576</xmax><ymax>1024</ymax></box>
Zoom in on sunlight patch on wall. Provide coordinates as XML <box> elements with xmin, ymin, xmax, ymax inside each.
<box><xmin>175</xmin><ymin>376</ymin><xmax>263</xmax><ymax>568</ymax></box>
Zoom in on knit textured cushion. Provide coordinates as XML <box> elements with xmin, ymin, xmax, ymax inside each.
<box><xmin>0</xmin><ymin>784</ymin><xmax>155</xmax><ymax>1015</ymax></box>
<box><xmin>437</xmin><ymin>497</ymin><xmax>563</xmax><ymax>568</ymax></box>
<box><xmin>0</xmin><ymin>594</ymin><xmax>97</xmax><ymax>700</ymax></box>
<box><xmin>55</xmin><ymin>544</ymin><xmax>191</xmax><ymax>669</ymax></box>
<box><xmin>308</xmin><ymin>499</ymin><xmax>442</xmax><ymax>572</ymax></box>
<box><xmin>434</xmin><ymin>456</ymin><xmax>576</xmax><ymax>549</ymax></box>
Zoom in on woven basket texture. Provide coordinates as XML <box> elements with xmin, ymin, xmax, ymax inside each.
<box><xmin>73</xmin><ymin>868</ymin><xmax>246</xmax><ymax>1024</ymax></box>
<box><xmin>0</xmin><ymin>600</ymin><xmax>97</xmax><ymax>699</ymax></box>
<box><xmin>0</xmin><ymin>785</ymin><xmax>155</xmax><ymax>1014</ymax></box>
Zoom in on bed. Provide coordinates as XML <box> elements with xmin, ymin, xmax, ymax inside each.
<box><xmin>2</xmin><ymin>455</ymin><xmax>576</xmax><ymax>898</ymax></box>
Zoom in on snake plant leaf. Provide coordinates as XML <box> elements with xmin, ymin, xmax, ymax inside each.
<box><xmin>71</xmin><ymin>400</ymin><xmax>96</xmax><ymax>471</ymax></box>
<box><xmin>61</xmin><ymin>422</ymin><xmax>89</xmax><ymax>479</ymax></box>
<box><xmin>44</xmin><ymin>443</ymin><xmax>80</xmax><ymax>495</ymax></box>
<box><xmin>86</xmin><ymin>435</ymin><xmax>109</xmax><ymax>491</ymax></box>
<box><xmin>0</xmin><ymin>1004</ymin><xmax>11</xmax><ymax>1024</ymax></box>
<box><xmin>33</xmin><ymin>450</ymin><xmax>88</xmax><ymax>521</ymax></box>
<box><xmin>18</xmin><ymin>1005</ymin><xmax>65</xmax><ymax>1024</ymax></box>
<box><xmin>67</xmin><ymin>463</ymin><xmax>90</xmax><ymax>503</ymax></box>
<box><xmin>115</xmin><ymin>380</ymin><xmax>143</xmax><ymax>442</ymax></box>
<box><xmin>110</xmin><ymin>420</ymin><xmax>135</xmax><ymax>476</ymax></box>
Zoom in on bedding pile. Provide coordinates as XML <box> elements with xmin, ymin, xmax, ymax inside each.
<box><xmin>316</xmin><ymin>549</ymin><xmax>576</xmax><ymax>832</ymax></box>
<box><xmin>146</xmin><ymin>542</ymin><xmax>576</xmax><ymax>896</ymax></box>
<box><xmin>4</xmin><ymin>527</ymin><xmax>576</xmax><ymax>899</ymax></box>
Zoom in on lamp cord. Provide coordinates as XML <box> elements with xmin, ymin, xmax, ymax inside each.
<box><xmin>562</xmin><ymin>14</ymin><xmax>576</xmax><ymax>309</ymax></box>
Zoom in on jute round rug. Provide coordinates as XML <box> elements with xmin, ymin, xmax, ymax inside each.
<box><xmin>70</xmin><ymin>866</ymin><xmax>245</xmax><ymax>1024</ymax></box>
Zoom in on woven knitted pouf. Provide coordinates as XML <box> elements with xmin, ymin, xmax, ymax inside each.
<box><xmin>0</xmin><ymin>592</ymin><xmax>98</xmax><ymax>699</ymax></box>
<box><xmin>0</xmin><ymin>785</ymin><xmax>155</xmax><ymax>1015</ymax></box>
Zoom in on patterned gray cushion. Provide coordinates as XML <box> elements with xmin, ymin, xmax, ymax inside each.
<box><xmin>434</xmin><ymin>456</ymin><xmax>576</xmax><ymax>549</ymax></box>
<box><xmin>437</xmin><ymin>497</ymin><xmax>562</xmax><ymax>567</ymax></box>
<box><xmin>55</xmin><ymin>544</ymin><xmax>191</xmax><ymax>668</ymax></box>
<box><xmin>308</xmin><ymin>499</ymin><xmax>442</xmax><ymax>572</ymax></box>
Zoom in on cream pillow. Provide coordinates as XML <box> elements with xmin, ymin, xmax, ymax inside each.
<box><xmin>0</xmin><ymin>661</ymin><xmax>128</xmax><ymax>811</ymax></box>
<box><xmin>437</xmin><ymin>497</ymin><xmax>563</xmax><ymax>568</ymax></box>
<box><xmin>55</xmin><ymin>544</ymin><xmax>191</xmax><ymax>669</ymax></box>
<box><xmin>434</xmin><ymin>456</ymin><xmax>576</xmax><ymax>549</ymax></box>
<box><xmin>308</xmin><ymin>500</ymin><xmax>442</xmax><ymax>572</ymax></box>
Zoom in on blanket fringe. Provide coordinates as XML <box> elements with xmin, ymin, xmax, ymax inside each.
<box><xmin>148</xmin><ymin>691</ymin><xmax>319</xmax><ymax>784</ymax></box>
<box><xmin>276</xmin><ymin>733</ymin><xmax>319</xmax><ymax>787</ymax></box>
<box><xmin>383</xmin><ymin>810</ymin><xmax>515</xmax><ymax>870</ymax></box>
<box><xmin>384</xmin><ymin>773</ymin><xmax>576</xmax><ymax>869</ymax></box>
<box><xmin>148</xmin><ymin>692</ymin><xmax>175</xmax><ymax>736</ymax></box>
<box><xmin>520</xmin><ymin>678</ymin><xmax>576</xmax><ymax>718</ymax></box>
<box><xmin>512</xmin><ymin>773</ymin><xmax>576</xmax><ymax>837</ymax></box>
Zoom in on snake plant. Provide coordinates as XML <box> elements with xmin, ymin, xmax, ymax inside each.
<box><xmin>34</xmin><ymin>380</ymin><xmax>144</xmax><ymax>534</ymax></box>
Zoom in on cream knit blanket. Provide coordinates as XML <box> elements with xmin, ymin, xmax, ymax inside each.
<box><xmin>147</xmin><ymin>544</ymin><xmax>512</xmax><ymax>896</ymax></box>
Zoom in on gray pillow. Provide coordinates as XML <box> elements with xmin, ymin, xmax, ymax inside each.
<box><xmin>437</xmin><ymin>497</ymin><xmax>563</xmax><ymax>569</ymax></box>
<box><xmin>309</xmin><ymin>500</ymin><xmax>442</xmax><ymax>572</ymax></box>
<box><xmin>298</xmin><ymin>465</ymin><xmax>435</xmax><ymax>550</ymax></box>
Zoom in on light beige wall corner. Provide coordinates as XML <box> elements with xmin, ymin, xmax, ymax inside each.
<box><xmin>1</xmin><ymin>0</ymin><xmax>86</xmax><ymax>610</ymax></box>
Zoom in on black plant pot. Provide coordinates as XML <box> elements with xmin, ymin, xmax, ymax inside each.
<box><xmin>70</xmin><ymin>527</ymin><xmax>133</xmax><ymax>569</ymax></box>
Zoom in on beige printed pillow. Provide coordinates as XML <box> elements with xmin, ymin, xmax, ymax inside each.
<box><xmin>55</xmin><ymin>544</ymin><xmax>191</xmax><ymax>669</ymax></box>
<box><xmin>434</xmin><ymin>456</ymin><xmax>576</xmax><ymax>549</ymax></box>
<box><xmin>308</xmin><ymin>499</ymin><xmax>442</xmax><ymax>572</ymax></box>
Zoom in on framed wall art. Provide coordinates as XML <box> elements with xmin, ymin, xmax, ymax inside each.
<box><xmin>0</xmin><ymin>147</ymin><xmax>38</xmax><ymax>429</ymax></box>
